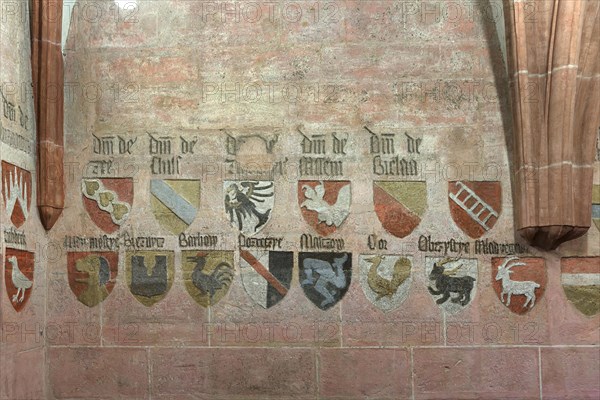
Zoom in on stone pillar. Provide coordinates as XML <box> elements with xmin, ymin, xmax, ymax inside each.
<box><xmin>504</xmin><ymin>0</ymin><xmax>600</xmax><ymax>250</ymax></box>
<box><xmin>30</xmin><ymin>0</ymin><xmax>65</xmax><ymax>230</ymax></box>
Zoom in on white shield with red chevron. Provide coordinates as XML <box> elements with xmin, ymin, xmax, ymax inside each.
<box><xmin>240</xmin><ymin>250</ymin><xmax>293</xmax><ymax>309</ymax></box>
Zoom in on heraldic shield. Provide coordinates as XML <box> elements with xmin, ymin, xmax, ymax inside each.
<box><xmin>298</xmin><ymin>180</ymin><xmax>351</xmax><ymax>237</ymax></box>
<box><xmin>448</xmin><ymin>181</ymin><xmax>502</xmax><ymax>238</ymax></box>
<box><xmin>593</xmin><ymin>185</ymin><xmax>600</xmax><ymax>231</ymax></box>
<box><xmin>4</xmin><ymin>249</ymin><xmax>35</xmax><ymax>312</ymax></box>
<box><xmin>2</xmin><ymin>161</ymin><xmax>32</xmax><ymax>228</ymax></box>
<box><xmin>67</xmin><ymin>252</ymin><xmax>118</xmax><ymax>307</ymax></box>
<box><xmin>492</xmin><ymin>257</ymin><xmax>546</xmax><ymax>315</ymax></box>
<box><xmin>82</xmin><ymin>178</ymin><xmax>133</xmax><ymax>233</ymax></box>
<box><xmin>561</xmin><ymin>257</ymin><xmax>600</xmax><ymax>317</ymax></box>
<box><xmin>182</xmin><ymin>250</ymin><xmax>235</xmax><ymax>307</ymax></box>
<box><xmin>150</xmin><ymin>179</ymin><xmax>200</xmax><ymax>234</ymax></box>
<box><xmin>126</xmin><ymin>251</ymin><xmax>174</xmax><ymax>306</ymax></box>
<box><xmin>299</xmin><ymin>252</ymin><xmax>352</xmax><ymax>310</ymax></box>
<box><xmin>224</xmin><ymin>181</ymin><xmax>274</xmax><ymax>236</ymax></box>
<box><xmin>240</xmin><ymin>250</ymin><xmax>293</xmax><ymax>309</ymax></box>
<box><xmin>373</xmin><ymin>181</ymin><xmax>426</xmax><ymax>238</ymax></box>
<box><xmin>359</xmin><ymin>254</ymin><xmax>413</xmax><ymax>312</ymax></box>
<box><xmin>426</xmin><ymin>257</ymin><xmax>478</xmax><ymax>315</ymax></box>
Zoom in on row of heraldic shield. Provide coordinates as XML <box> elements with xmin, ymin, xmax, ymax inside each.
<box><xmin>4</xmin><ymin>164</ymin><xmax>600</xmax><ymax>237</ymax></box>
<box><xmin>76</xmin><ymin>178</ymin><xmax>511</xmax><ymax>238</ymax></box>
<box><xmin>4</xmin><ymin>248</ymin><xmax>599</xmax><ymax>317</ymax></box>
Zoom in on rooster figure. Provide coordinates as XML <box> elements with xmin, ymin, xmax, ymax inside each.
<box><xmin>366</xmin><ymin>255</ymin><xmax>411</xmax><ymax>300</ymax></box>
<box><xmin>188</xmin><ymin>254</ymin><xmax>234</xmax><ymax>303</ymax></box>
<box><xmin>301</xmin><ymin>181</ymin><xmax>351</xmax><ymax>227</ymax></box>
<box><xmin>7</xmin><ymin>256</ymin><xmax>32</xmax><ymax>303</ymax></box>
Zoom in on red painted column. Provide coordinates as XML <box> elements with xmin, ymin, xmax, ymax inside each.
<box><xmin>504</xmin><ymin>0</ymin><xmax>600</xmax><ymax>250</ymax></box>
<box><xmin>30</xmin><ymin>0</ymin><xmax>65</xmax><ymax>230</ymax></box>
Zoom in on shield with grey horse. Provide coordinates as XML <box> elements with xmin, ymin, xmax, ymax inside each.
<box><xmin>299</xmin><ymin>252</ymin><xmax>352</xmax><ymax>310</ymax></box>
<box><xmin>426</xmin><ymin>257</ymin><xmax>478</xmax><ymax>314</ymax></box>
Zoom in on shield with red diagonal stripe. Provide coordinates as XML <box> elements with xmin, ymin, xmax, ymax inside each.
<box><xmin>373</xmin><ymin>181</ymin><xmax>427</xmax><ymax>238</ymax></box>
<box><xmin>561</xmin><ymin>257</ymin><xmax>600</xmax><ymax>317</ymax></box>
<box><xmin>448</xmin><ymin>181</ymin><xmax>502</xmax><ymax>239</ymax></box>
<box><xmin>240</xmin><ymin>250</ymin><xmax>293</xmax><ymax>309</ymax></box>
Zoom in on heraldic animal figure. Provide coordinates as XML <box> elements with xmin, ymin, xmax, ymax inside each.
<box><xmin>302</xmin><ymin>254</ymin><xmax>348</xmax><ymax>308</ymax></box>
<box><xmin>225</xmin><ymin>182</ymin><xmax>273</xmax><ymax>232</ymax></box>
<box><xmin>365</xmin><ymin>255</ymin><xmax>411</xmax><ymax>300</ymax></box>
<box><xmin>428</xmin><ymin>258</ymin><xmax>475</xmax><ymax>306</ymax></box>
<box><xmin>495</xmin><ymin>256</ymin><xmax>540</xmax><ymax>308</ymax></box>
<box><xmin>301</xmin><ymin>181</ymin><xmax>351</xmax><ymax>227</ymax></box>
<box><xmin>7</xmin><ymin>256</ymin><xmax>32</xmax><ymax>303</ymax></box>
<box><xmin>187</xmin><ymin>253</ymin><xmax>234</xmax><ymax>302</ymax></box>
<box><xmin>75</xmin><ymin>255</ymin><xmax>111</xmax><ymax>306</ymax></box>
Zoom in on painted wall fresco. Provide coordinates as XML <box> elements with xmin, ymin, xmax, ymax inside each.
<box><xmin>1</xmin><ymin>0</ymin><xmax>599</xmax><ymax>399</ymax></box>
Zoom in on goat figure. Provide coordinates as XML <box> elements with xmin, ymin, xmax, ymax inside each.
<box><xmin>428</xmin><ymin>258</ymin><xmax>475</xmax><ymax>306</ymax></box>
<box><xmin>495</xmin><ymin>256</ymin><xmax>540</xmax><ymax>308</ymax></box>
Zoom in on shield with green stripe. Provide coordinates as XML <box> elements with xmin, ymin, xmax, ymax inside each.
<box><xmin>592</xmin><ymin>185</ymin><xmax>600</xmax><ymax>231</ymax></box>
<box><xmin>373</xmin><ymin>181</ymin><xmax>427</xmax><ymax>238</ymax></box>
<box><xmin>150</xmin><ymin>179</ymin><xmax>200</xmax><ymax>234</ymax></box>
<box><xmin>561</xmin><ymin>257</ymin><xmax>600</xmax><ymax>317</ymax></box>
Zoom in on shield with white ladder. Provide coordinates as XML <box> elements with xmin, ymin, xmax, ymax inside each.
<box><xmin>448</xmin><ymin>181</ymin><xmax>502</xmax><ymax>239</ymax></box>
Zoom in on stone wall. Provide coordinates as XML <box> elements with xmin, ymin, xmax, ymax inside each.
<box><xmin>2</xmin><ymin>0</ymin><xmax>599</xmax><ymax>399</ymax></box>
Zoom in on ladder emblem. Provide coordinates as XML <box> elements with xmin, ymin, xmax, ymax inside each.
<box><xmin>448</xmin><ymin>181</ymin><xmax>502</xmax><ymax>238</ymax></box>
